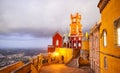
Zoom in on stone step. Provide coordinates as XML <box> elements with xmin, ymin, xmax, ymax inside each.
<box><xmin>67</xmin><ymin>58</ymin><xmax>79</xmax><ymax>68</ymax></box>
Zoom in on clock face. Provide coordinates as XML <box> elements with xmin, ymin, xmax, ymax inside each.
<box><xmin>73</xmin><ymin>18</ymin><xmax>76</xmax><ymax>22</ymax></box>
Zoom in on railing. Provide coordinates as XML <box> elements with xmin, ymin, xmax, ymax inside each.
<box><xmin>11</xmin><ymin>53</ymin><xmax>59</xmax><ymax>73</ymax></box>
<box><xmin>11</xmin><ymin>54</ymin><xmax>43</xmax><ymax>73</ymax></box>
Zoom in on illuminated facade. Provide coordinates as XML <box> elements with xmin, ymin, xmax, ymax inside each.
<box><xmin>98</xmin><ymin>0</ymin><xmax>120</xmax><ymax>73</ymax></box>
<box><xmin>48</xmin><ymin>32</ymin><xmax>63</xmax><ymax>53</ymax></box>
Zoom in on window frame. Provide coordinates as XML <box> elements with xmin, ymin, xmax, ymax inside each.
<box><xmin>56</xmin><ymin>40</ymin><xmax>59</xmax><ymax>46</ymax></box>
<box><xmin>114</xmin><ymin>17</ymin><xmax>120</xmax><ymax>47</ymax></box>
<box><xmin>102</xmin><ymin>29</ymin><xmax>107</xmax><ymax>47</ymax></box>
<box><xmin>78</xmin><ymin>43</ymin><xmax>81</xmax><ymax>47</ymax></box>
<box><xmin>74</xmin><ymin>42</ymin><xmax>76</xmax><ymax>47</ymax></box>
<box><xmin>104</xmin><ymin>56</ymin><xmax>107</xmax><ymax>69</ymax></box>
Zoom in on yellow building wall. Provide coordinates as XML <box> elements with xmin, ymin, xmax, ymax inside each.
<box><xmin>82</xmin><ymin>40</ymin><xmax>89</xmax><ymax>51</ymax></box>
<box><xmin>55</xmin><ymin>48</ymin><xmax>73</xmax><ymax>63</ymax></box>
<box><xmin>100</xmin><ymin>54</ymin><xmax>120</xmax><ymax>73</ymax></box>
<box><xmin>100</xmin><ymin>0</ymin><xmax>120</xmax><ymax>73</ymax></box>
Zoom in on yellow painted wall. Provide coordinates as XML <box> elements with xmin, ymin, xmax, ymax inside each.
<box><xmin>82</xmin><ymin>40</ymin><xmax>89</xmax><ymax>51</ymax></box>
<box><xmin>11</xmin><ymin>62</ymin><xmax>38</xmax><ymax>73</ymax></box>
<box><xmin>70</xmin><ymin>24</ymin><xmax>78</xmax><ymax>35</ymax></box>
<box><xmin>100</xmin><ymin>54</ymin><xmax>120</xmax><ymax>73</ymax></box>
<box><xmin>0</xmin><ymin>61</ymin><xmax>24</xmax><ymax>73</ymax></box>
<box><xmin>100</xmin><ymin>0</ymin><xmax>120</xmax><ymax>73</ymax></box>
<box><xmin>55</xmin><ymin>48</ymin><xmax>73</xmax><ymax>63</ymax></box>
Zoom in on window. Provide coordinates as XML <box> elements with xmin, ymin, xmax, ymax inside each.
<box><xmin>72</xmin><ymin>18</ymin><xmax>76</xmax><ymax>22</ymax></box>
<box><xmin>56</xmin><ymin>40</ymin><xmax>59</xmax><ymax>46</ymax></box>
<box><xmin>104</xmin><ymin>56</ymin><xmax>107</xmax><ymax>69</ymax></box>
<box><xmin>95</xmin><ymin>37</ymin><xmax>98</xmax><ymax>48</ymax></box>
<box><xmin>103</xmin><ymin>30</ymin><xmax>107</xmax><ymax>47</ymax></box>
<box><xmin>79</xmin><ymin>37</ymin><xmax>81</xmax><ymax>40</ymax></box>
<box><xmin>74</xmin><ymin>43</ymin><xmax>76</xmax><ymax>47</ymax></box>
<box><xmin>78</xmin><ymin>43</ymin><xmax>81</xmax><ymax>47</ymax></box>
<box><xmin>74</xmin><ymin>37</ymin><xmax>76</xmax><ymax>40</ymax></box>
<box><xmin>114</xmin><ymin>17</ymin><xmax>120</xmax><ymax>46</ymax></box>
<box><xmin>117</xmin><ymin>28</ymin><xmax>120</xmax><ymax>45</ymax></box>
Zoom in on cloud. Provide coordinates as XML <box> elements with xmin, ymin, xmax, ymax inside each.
<box><xmin>0</xmin><ymin>0</ymin><xmax>100</xmax><ymax>37</ymax></box>
<box><xmin>0</xmin><ymin>34</ymin><xmax>52</xmax><ymax>48</ymax></box>
<box><xmin>0</xmin><ymin>0</ymin><xmax>100</xmax><ymax>48</ymax></box>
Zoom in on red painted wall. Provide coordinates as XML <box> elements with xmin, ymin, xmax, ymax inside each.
<box><xmin>69</xmin><ymin>36</ymin><xmax>82</xmax><ymax>49</ymax></box>
<box><xmin>48</xmin><ymin>45</ymin><xmax>55</xmax><ymax>53</ymax></box>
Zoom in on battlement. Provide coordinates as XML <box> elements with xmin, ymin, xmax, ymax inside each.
<box><xmin>70</xmin><ymin>13</ymin><xmax>81</xmax><ymax>23</ymax></box>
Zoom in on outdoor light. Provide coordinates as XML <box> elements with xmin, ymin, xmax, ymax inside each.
<box><xmin>53</xmin><ymin>52</ymin><xmax>59</xmax><ymax>57</ymax></box>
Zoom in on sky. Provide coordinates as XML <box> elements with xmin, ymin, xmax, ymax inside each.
<box><xmin>0</xmin><ymin>0</ymin><xmax>100</xmax><ymax>49</ymax></box>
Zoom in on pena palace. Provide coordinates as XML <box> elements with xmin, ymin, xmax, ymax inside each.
<box><xmin>48</xmin><ymin>13</ymin><xmax>83</xmax><ymax>58</ymax></box>
<box><xmin>1</xmin><ymin>0</ymin><xmax>120</xmax><ymax>73</ymax></box>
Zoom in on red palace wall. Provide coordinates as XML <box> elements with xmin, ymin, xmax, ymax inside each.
<box><xmin>52</xmin><ymin>32</ymin><xmax>63</xmax><ymax>48</ymax></box>
<box><xmin>48</xmin><ymin>45</ymin><xmax>55</xmax><ymax>53</ymax></box>
<box><xmin>69</xmin><ymin>36</ymin><xmax>82</xmax><ymax>49</ymax></box>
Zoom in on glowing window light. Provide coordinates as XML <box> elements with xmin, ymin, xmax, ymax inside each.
<box><xmin>78</xmin><ymin>43</ymin><xmax>81</xmax><ymax>47</ymax></box>
<box><xmin>117</xmin><ymin>28</ymin><xmax>120</xmax><ymax>45</ymax></box>
<box><xmin>103</xmin><ymin>31</ymin><xmax>107</xmax><ymax>47</ymax></box>
<box><xmin>56</xmin><ymin>40</ymin><xmax>59</xmax><ymax>46</ymax></box>
<box><xmin>53</xmin><ymin>52</ymin><xmax>59</xmax><ymax>57</ymax></box>
<box><xmin>74</xmin><ymin>43</ymin><xmax>76</xmax><ymax>47</ymax></box>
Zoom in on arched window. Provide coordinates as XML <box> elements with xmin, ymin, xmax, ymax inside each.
<box><xmin>56</xmin><ymin>40</ymin><xmax>59</xmax><ymax>46</ymax></box>
<box><xmin>104</xmin><ymin>56</ymin><xmax>107</xmax><ymax>69</ymax></box>
<box><xmin>78</xmin><ymin>43</ymin><xmax>81</xmax><ymax>47</ymax></box>
<box><xmin>74</xmin><ymin>37</ymin><xmax>76</xmax><ymax>40</ymax></box>
<box><xmin>117</xmin><ymin>28</ymin><xmax>120</xmax><ymax>45</ymax></box>
<box><xmin>103</xmin><ymin>30</ymin><xmax>107</xmax><ymax>47</ymax></box>
<box><xmin>114</xmin><ymin>17</ymin><xmax>120</xmax><ymax>46</ymax></box>
<box><xmin>79</xmin><ymin>37</ymin><xmax>81</xmax><ymax>40</ymax></box>
<box><xmin>74</xmin><ymin>43</ymin><xmax>76</xmax><ymax>47</ymax></box>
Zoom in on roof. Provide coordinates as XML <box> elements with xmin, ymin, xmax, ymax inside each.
<box><xmin>97</xmin><ymin>0</ymin><xmax>110</xmax><ymax>13</ymax></box>
<box><xmin>52</xmin><ymin>31</ymin><xmax>63</xmax><ymax>38</ymax></box>
<box><xmin>90</xmin><ymin>20</ymin><xmax>101</xmax><ymax>34</ymax></box>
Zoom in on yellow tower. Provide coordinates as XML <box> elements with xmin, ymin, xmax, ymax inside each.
<box><xmin>70</xmin><ymin>13</ymin><xmax>82</xmax><ymax>36</ymax></box>
<box><xmin>69</xmin><ymin>13</ymin><xmax>82</xmax><ymax>58</ymax></box>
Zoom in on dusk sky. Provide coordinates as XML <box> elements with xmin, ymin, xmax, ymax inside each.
<box><xmin>0</xmin><ymin>0</ymin><xmax>100</xmax><ymax>49</ymax></box>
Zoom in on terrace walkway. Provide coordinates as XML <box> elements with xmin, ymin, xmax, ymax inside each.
<box><xmin>39</xmin><ymin>64</ymin><xmax>93</xmax><ymax>73</ymax></box>
<box><xmin>39</xmin><ymin>58</ymin><xmax>93</xmax><ymax>73</ymax></box>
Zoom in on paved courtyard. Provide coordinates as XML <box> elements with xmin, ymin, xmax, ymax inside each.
<box><xmin>39</xmin><ymin>64</ymin><xmax>93</xmax><ymax>73</ymax></box>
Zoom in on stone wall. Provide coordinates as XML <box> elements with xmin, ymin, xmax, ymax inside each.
<box><xmin>0</xmin><ymin>61</ymin><xmax>24</xmax><ymax>73</ymax></box>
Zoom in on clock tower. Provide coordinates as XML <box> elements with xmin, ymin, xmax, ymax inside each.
<box><xmin>70</xmin><ymin>13</ymin><xmax>82</xmax><ymax>36</ymax></box>
<box><xmin>69</xmin><ymin>13</ymin><xmax>82</xmax><ymax>58</ymax></box>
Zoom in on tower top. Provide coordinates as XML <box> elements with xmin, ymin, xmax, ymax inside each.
<box><xmin>69</xmin><ymin>13</ymin><xmax>82</xmax><ymax>36</ymax></box>
<box><xmin>70</xmin><ymin>13</ymin><xmax>81</xmax><ymax>23</ymax></box>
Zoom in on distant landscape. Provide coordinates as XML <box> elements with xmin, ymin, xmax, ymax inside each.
<box><xmin>0</xmin><ymin>48</ymin><xmax>47</xmax><ymax>68</ymax></box>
